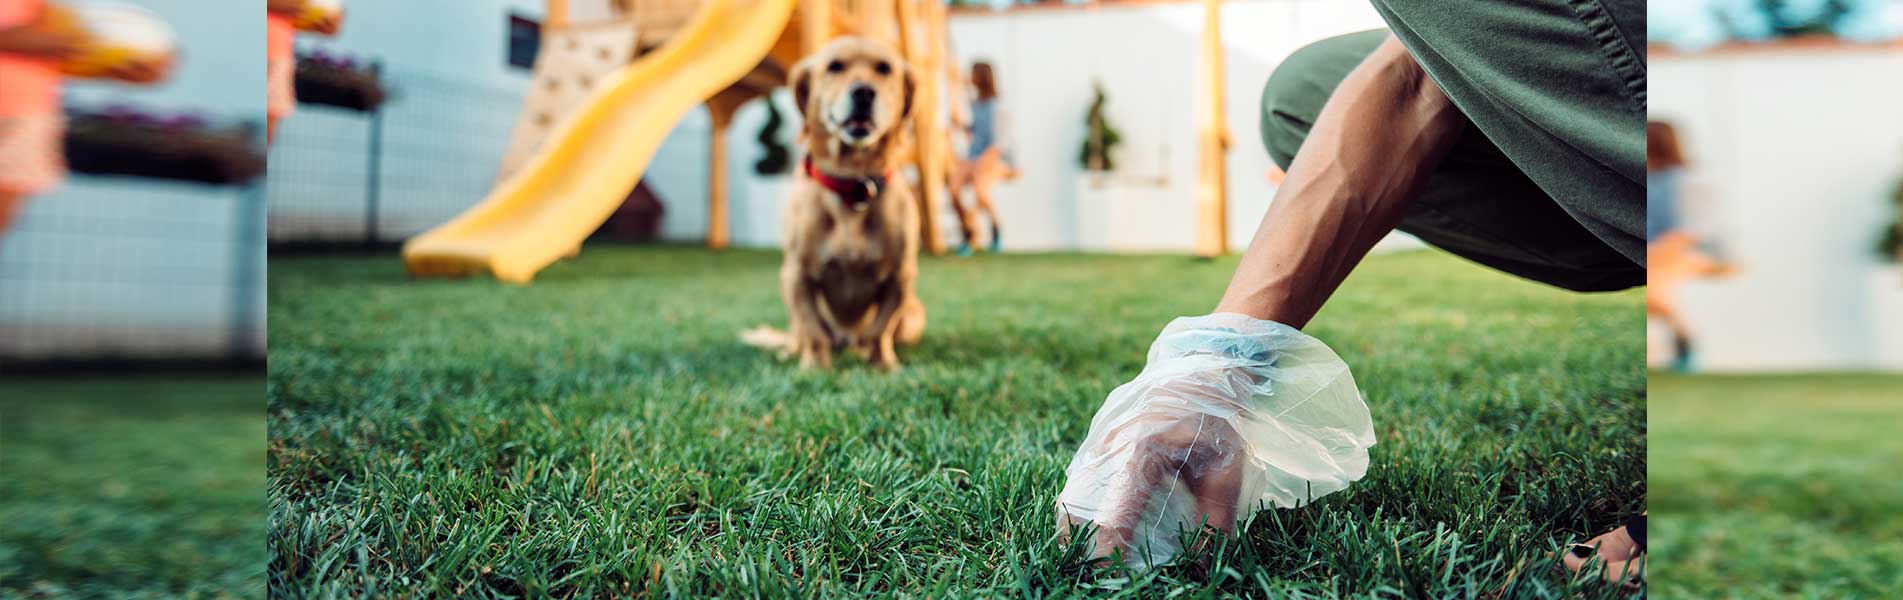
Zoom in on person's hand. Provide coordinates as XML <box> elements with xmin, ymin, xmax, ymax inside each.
<box><xmin>105</xmin><ymin>54</ymin><xmax>173</xmax><ymax>85</ymax></box>
<box><xmin>1056</xmin><ymin>372</ymin><xmax>1252</xmax><ymax>567</ymax></box>
<box><xmin>310</xmin><ymin>11</ymin><xmax>343</xmax><ymax>36</ymax></box>
<box><xmin>0</xmin><ymin>25</ymin><xmax>86</xmax><ymax>61</ymax></box>
<box><xmin>1053</xmin><ymin>314</ymin><xmax>1376</xmax><ymax>569</ymax></box>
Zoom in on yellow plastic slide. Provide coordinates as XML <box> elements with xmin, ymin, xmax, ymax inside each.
<box><xmin>403</xmin><ymin>0</ymin><xmax>795</xmax><ymax>283</ymax></box>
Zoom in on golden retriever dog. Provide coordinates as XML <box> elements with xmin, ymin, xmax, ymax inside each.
<box><xmin>742</xmin><ymin>37</ymin><xmax>926</xmax><ymax>371</ymax></box>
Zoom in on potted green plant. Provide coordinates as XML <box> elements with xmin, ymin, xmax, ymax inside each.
<box><xmin>1078</xmin><ymin>80</ymin><xmax>1121</xmax><ymax>173</ymax></box>
<box><xmin>754</xmin><ymin>99</ymin><xmax>792</xmax><ymax>175</ymax></box>
<box><xmin>1879</xmin><ymin>171</ymin><xmax>1900</xmax><ymax>263</ymax></box>
<box><xmin>1067</xmin><ymin>80</ymin><xmax>1181</xmax><ymax>251</ymax></box>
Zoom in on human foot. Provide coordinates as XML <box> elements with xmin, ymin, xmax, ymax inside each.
<box><xmin>1562</xmin><ymin>525</ymin><xmax>1641</xmax><ymax>569</ymax></box>
<box><xmin>1558</xmin><ymin>516</ymin><xmax>1646</xmax><ymax>589</ymax></box>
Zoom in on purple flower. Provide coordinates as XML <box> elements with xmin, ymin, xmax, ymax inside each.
<box><xmin>159</xmin><ymin>114</ymin><xmax>208</xmax><ymax>131</ymax></box>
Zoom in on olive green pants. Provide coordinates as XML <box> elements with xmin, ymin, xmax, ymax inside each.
<box><xmin>1259</xmin><ymin>0</ymin><xmax>1645</xmax><ymax>292</ymax></box>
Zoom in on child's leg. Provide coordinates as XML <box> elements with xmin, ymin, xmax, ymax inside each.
<box><xmin>0</xmin><ymin>114</ymin><xmax>64</xmax><ymax>236</ymax></box>
<box><xmin>974</xmin><ymin>151</ymin><xmax>1005</xmax><ymax>250</ymax></box>
<box><xmin>1647</xmin><ymin>289</ymin><xmax>1695</xmax><ymax>370</ymax></box>
<box><xmin>949</xmin><ymin>160</ymin><xmax>980</xmax><ymax>249</ymax></box>
<box><xmin>266</xmin><ymin>58</ymin><xmax>296</xmax><ymax>145</ymax></box>
<box><xmin>975</xmin><ymin>184</ymin><xmax>1000</xmax><ymax>250</ymax></box>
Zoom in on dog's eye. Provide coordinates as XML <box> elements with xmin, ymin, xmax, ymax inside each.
<box><xmin>873</xmin><ymin>61</ymin><xmax>891</xmax><ymax>76</ymax></box>
<box><xmin>826</xmin><ymin>60</ymin><xmax>845</xmax><ymax>74</ymax></box>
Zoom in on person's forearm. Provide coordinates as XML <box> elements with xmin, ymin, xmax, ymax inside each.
<box><xmin>1214</xmin><ymin>35</ymin><xmax>1465</xmax><ymax>328</ymax></box>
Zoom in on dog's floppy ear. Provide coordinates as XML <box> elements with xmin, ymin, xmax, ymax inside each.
<box><xmin>899</xmin><ymin>64</ymin><xmax>918</xmax><ymax>121</ymax></box>
<box><xmin>789</xmin><ymin>56</ymin><xmax>817</xmax><ymax>120</ymax></box>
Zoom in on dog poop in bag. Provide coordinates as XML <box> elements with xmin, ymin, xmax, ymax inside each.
<box><xmin>1054</xmin><ymin>313</ymin><xmax>1376</xmax><ymax>568</ymax></box>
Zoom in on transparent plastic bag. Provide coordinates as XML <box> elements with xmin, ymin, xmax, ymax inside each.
<box><xmin>1055</xmin><ymin>313</ymin><xmax>1376</xmax><ymax>568</ymax></box>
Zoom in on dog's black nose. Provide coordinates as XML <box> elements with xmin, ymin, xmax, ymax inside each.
<box><xmin>850</xmin><ymin>85</ymin><xmax>876</xmax><ymax>106</ymax></box>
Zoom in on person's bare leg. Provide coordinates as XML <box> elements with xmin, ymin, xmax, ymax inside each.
<box><xmin>1563</xmin><ymin>526</ymin><xmax>1642</xmax><ymax>567</ymax></box>
<box><xmin>1560</xmin><ymin>515</ymin><xmax>1645</xmax><ymax>589</ymax></box>
<box><xmin>1647</xmin><ymin>294</ymin><xmax>1688</xmax><ymax>340</ymax></box>
<box><xmin>974</xmin><ymin>181</ymin><xmax>1000</xmax><ymax>249</ymax></box>
<box><xmin>949</xmin><ymin>160</ymin><xmax>980</xmax><ymax>249</ymax></box>
<box><xmin>1213</xmin><ymin>35</ymin><xmax>1465</xmax><ymax>328</ymax></box>
<box><xmin>972</xmin><ymin>150</ymin><xmax>1007</xmax><ymax>250</ymax></box>
<box><xmin>1647</xmin><ymin>287</ymin><xmax>1696</xmax><ymax>370</ymax></box>
<box><xmin>974</xmin><ymin>182</ymin><xmax>999</xmax><ymax>225</ymax></box>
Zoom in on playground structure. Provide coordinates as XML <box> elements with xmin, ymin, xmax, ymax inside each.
<box><xmin>403</xmin><ymin>0</ymin><xmax>1235</xmax><ymax>283</ymax></box>
<box><xmin>403</xmin><ymin>0</ymin><xmax>961</xmax><ymax>283</ymax></box>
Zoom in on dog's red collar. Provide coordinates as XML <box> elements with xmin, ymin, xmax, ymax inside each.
<box><xmin>804</xmin><ymin>157</ymin><xmax>893</xmax><ymax>212</ymax></box>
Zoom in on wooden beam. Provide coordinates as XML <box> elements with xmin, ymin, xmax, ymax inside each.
<box><xmin>1192</xmin><ymin>0</ymin><xmax>1228</xmax><ymax>258</ymax></box>
<box><xmin>861</xmin><ymin>0</ymin><xmax>898</xmax><ymax>46</ymax></box>
<box><xmin>547</xmin><ymin>0</ymin><xmax>568</xmax><ymax>28</ymax></box>
<box><xmin>735</xmin><ymin>60</ymin><xmax>787</xmax><ymax>93</ymax></box>
<box><xmin>708</xmin><ymin>114</ymin><xmax>731</xmax><ymax>250</ymax></box>
<box><xmin>899</xmin><ymin>0</ymin><xmax>948</xmax><ymax>255</ymax></box>
<box><xmin>799</xmin><ymin>0</ymin><xmax>831</xmax><ymax>55</ymax></box>
<box><xmin>768</xmin><ymin>10</ymin><xmax>806</xmax><ymax>69</ymax></box>
<box><xmin>706</xmin><ymin>88</ymin><xmax>760</xmax><ymax>251</ymax></box>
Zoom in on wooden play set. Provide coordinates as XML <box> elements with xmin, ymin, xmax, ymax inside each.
<box><xmin>404</xmin><ymin>0</ymin><xmax>1231</xmax><ymax>283</ymax></box>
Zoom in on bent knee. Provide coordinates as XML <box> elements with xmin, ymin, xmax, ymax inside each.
<box><xmin>1258</xmin><ymin>29</ymin><xmax>1389</xmax><ymax>169</ymax></box>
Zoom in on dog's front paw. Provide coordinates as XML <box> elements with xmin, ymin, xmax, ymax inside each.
<box><xmin>866</xmin><ymin>339</ymin><xmax>901</xmax><ymax>373</ymax></box>
<box><xmin>798</xmin><ymin>346</ymin><xmax>833</xmax><ymax>371</ymax></box>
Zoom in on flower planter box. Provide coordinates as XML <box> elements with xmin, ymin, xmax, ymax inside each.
<box><xmin>295</xmin><ymin>53</ymin><xmax>386</xmax><ymax>112</ymax></box>
<box><xmin>62</xmin><ymin>108</ymin><xmax>265</xmax><ymax>185</ymax></box>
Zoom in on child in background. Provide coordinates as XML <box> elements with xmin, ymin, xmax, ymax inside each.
<box><xmin>0</xmin><ymin>0</ymin><xmax>82</xmax><ymax>235</ymax></box>
<box><xmin>951</xmin><ymin>61</ymin><xmax>1013</xmax><ymax>255</ymax></box>
<box><xmin>266</xmin><ymin>0</ymin><xmax>340</xmax><ymax>144</ymax></box>
<box><xmin>0</xmin><ymin>0</ymin><xmax>169</xmax><ymax>238</ymax></box>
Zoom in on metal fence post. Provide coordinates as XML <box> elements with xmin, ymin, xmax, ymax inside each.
<box><xmin>230</xmin><ymin>180</ymin><xmax>264</xmax><ymax>359</ymax></box>
<box><xmin>365</xmin><ymin>60</ymin><xmax>385</xmax><ymax>247</ymax></box>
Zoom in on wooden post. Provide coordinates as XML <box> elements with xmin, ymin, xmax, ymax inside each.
<box><xmin>1193</xmin><ymin>0</ymin><xmax>1229</xmax><ymax>258</ymax></box>
<box><xmin>708</xmin><ymin>109</ymin><xmax>731</xmax><ymax>250</ymax></box>
<box><xmin>926</xmin><ymin>0</ymin><xmax>954</xmax><ymax>255</ymax></box>
<box><xmin>547</xmin><ymin>0</ymin><xmax>568</xmax><ymax>28</ymax></box>
<box><xmin>800</xmin><ymin>0</ymin><xmax>831</xmax><ymax>53</ymax></box>
<box><xmin>705</xmin><ymin>87</ymin><xmax>762</xmax><ymax>250</ymax></box>
<box><xmin>862</xmin><ymin>0</ymin><xmax>898</xmax><ymax>46</ymax></box>
<box><xmin>898</xmin><ymin>0</ymin><xmax>946</xmax><ymax>255</ymax></box>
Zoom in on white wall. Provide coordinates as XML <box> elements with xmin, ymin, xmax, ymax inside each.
<box><xmin>299</xmin><ymin>0</ymin><xmax>542</xmax><ymax>89</ymax></box>
<box><xmin>1650</xmin><ymin>48</ymin><xmax>1903</xmax><ymax>372</ymax></box>
<box><xmin>646</xmin><ymin>0</ymin><xmax>1416</xmax><ymax>253</ymax></box>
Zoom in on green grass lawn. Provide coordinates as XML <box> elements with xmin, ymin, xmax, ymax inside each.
<box><xmin>0</xmin><ymin>375</ymin><xmax>265</xmax><ymax>598</ymax></box>
<box><xmin>267</xmin><ymin>246</ymin><xmax>1644</xmax><ymax>598</ymax></box>
<box><xmin>1650</xmin><ymin>373</ymin><xmax>1903</xmax><ymax>599</ymax></box>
